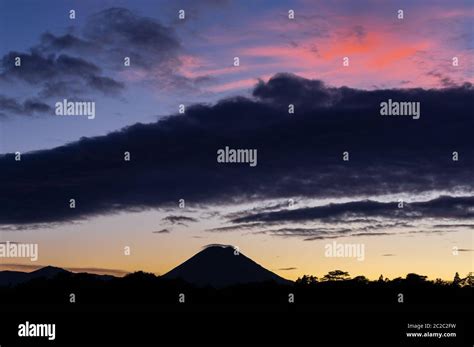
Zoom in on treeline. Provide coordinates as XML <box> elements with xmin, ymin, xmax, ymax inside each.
<box><xmin>295</xmin><ymin>270</ymin><xmax>473</xmax><ymax>287</ymax></box>
<box><xmin>1</xmin><ymin>269</ymin><xmax>472</xmax><ymax>312</ymax></box>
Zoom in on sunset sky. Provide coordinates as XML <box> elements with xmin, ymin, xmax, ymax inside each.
<box><xmin>0</xmin><ymin>0</ymin><xmax>473</xmax><ymax>281</ymax></box>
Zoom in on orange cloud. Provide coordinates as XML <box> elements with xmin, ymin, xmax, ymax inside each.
<box><xmin>321</xmin><ymin>32</ymin><xmax>382</xmax><ymax>60</ymax></box>
<box><xmin>206</xmin><ymin>78</ymin><xmax>259</xmax><ymax>93</ymax></box>
<box><xmin>370</xmin><ymin>45</ymin><xmax>427</xmax><ymax>69</ymax></box>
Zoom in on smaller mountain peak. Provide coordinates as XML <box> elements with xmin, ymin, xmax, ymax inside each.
<box><xmin>32</xmin><ymin>266</ymin><xmax>68</xmax><ymax>275</ymax></box>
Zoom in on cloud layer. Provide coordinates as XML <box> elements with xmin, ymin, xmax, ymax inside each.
<box><xmin>0</xmin><ymin>73</ymin><xmax>472</xmax><ymax>225</ymax></box>
<box><xmin>232</xmin><ymin>196</ymin><xmax>474</xmax><ymax>224</ymax></box>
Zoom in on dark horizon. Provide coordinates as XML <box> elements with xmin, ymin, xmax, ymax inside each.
<box><xmin>1</xmin><ymin>244</ymin><xmax>472</xmax><ymax>288</ymax></box>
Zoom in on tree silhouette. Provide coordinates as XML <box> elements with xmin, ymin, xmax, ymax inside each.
<box><xmin>453</xmin><ymin>272</ymin><xmax>461</xmax><ymax>286</ymax></box>
<box><xmin>295</xmin><ymin>275</ymin><xmax>318</xmax><ymax>285</ymax></box>
<box><xmin>352</xmin><ymin>276</ymin><xmax>369</xmax><ymax>284</ymax></box>
<box><xmin>405</xmin><ymin>273</ymin><xmax>428</xmax><ymax>283</ymax></box>
<box><xmin>465</xmin><ymin>272</ymin><xmax>474</xmax><ymax>287</ymax></box>
<box><xmin>322</xmin><ymin>270</ymin><xmax>350</xmax><ymax>281</ymax></box>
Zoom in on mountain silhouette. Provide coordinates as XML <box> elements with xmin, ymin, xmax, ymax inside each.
<box><xmin>0</xmin><ymin>266</ymin><xmax>112</xmax><ymax>286</ymax></box>
<box><xmin>0</xmin><ymin>266</ymin><xmax>68</xmax><ymax>286</ymax></box>
<box><xmin>30</xmin><ymin>265</ymin><xmax>69</xmax><ymax>277</ymax></box>
<box><xmin>163</xmin><ymin>244</ymin><xmax>292</xmax><ymax>287</ymax></box>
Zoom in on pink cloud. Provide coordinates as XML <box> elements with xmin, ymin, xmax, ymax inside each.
<box><xmin>205</xmin><ymin>77</ymin><xmax>259</xmax><ymax>93</ymax></box>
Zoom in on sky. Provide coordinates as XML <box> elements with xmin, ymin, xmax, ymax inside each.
<box><xmin>0</xmin><ymin>0</ymin><xmax>473</xmax><ymax>281</ymax></box>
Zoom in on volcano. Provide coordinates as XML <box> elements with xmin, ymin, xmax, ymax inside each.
<box><xmin>163</xmin><ymin>244</ymin><xmax>292</xmax><ymax>287</ymax></box>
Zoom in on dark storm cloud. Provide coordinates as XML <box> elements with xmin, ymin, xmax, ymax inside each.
<box><xmin>427</xmin><ymin>70</ymin><xmax>458</xmax><ymax>88</ymax></box>
<box><xmin>37</xmin><ymin>7</ymin><xmax>182</xmax><ymax>70</ymax></box>
<box><xmin>0</xmin><ymin>73</ymin><xmax>472</xmax><ymax>225</ymax></box>
<box><xmin>85</xmin><ymin>8</ymin><xmax>178</xmax><ymax>49</ymax></box>
<box><xmin>83</xmin><ymin>8</ymin><xmax>181</xmax><ymax>70</ymax></box>
<box><xmin>302</xmin><ymin>235</ymin><xmax>342</xmax><ymax>241</ymax></box>
<box><xmin>207</xmin><ymin>220</ymin><xmax>409</xmax><ymax>239</ymax></box>
<box><xmin>255</xmin><ymin>227</ymin><xmax>353</xmax><ymax>239</ymax></box>
<box><xmin>1</xmin><ymin>52</ymin><xmax>98</xmax><ymax>83</ymax></box>
<box><xmin>223</xmin><ymin>201</ymin><xmax>294</xmax><ymax>221</ymax></box>
<box><xmin>348</xmin><ymin>232</ymin><xmax>393</xmax><ymax>237</ymax></box>
<box><xmin>162</xmin><ymin>216</ymin><xmax>198</xmax><ymax>225</ymax></box>
<box><xmin>232</xmin><ymin>196</ymin><xmax>474</xmax><ymax>224</ymax></box>
<box><xmin>432</xmin><ymin>224</ymin><xmax>474</xmax><ymax>229</ymax></box>
<box><xmin>87</xmin><ymin>76</ymin><xmax>125</xmax><ymax>95</ymax></box>
<box><xmin>253</xmin><ymin>75</ymin><xmax>336</xmax><ymax>107</ymax></box>
<box><xmin>292</xmin><ymin>230</ymin><xmax>393</xmax><ymax>241</ymax></box>
<box><xmin>0</xmin><ymin>94</ymin><xmax>52</xmax><ymax>116</ymax></box>
<box><xmin>253</xmin><ymin>73</ymin><xmax>472</xmax><ymax>112</ymax></box>
<box><xmin>355</xmin><ymin>222</ymin><xmax>412</xmax><ymax>231</ymax></box>
<box><xmin>207</xmin><ymin>222</ymin><xmax>266</xmax><ymax>232</ymax></box>
<box><xmin>38</xmin><ymin>81</ymin><xmax>83</xmax><ymax>98</ymax></box>
<box><xmin>37</xmin><ymin>8</ymin><xmax>187</xmax><ymax>83</ymax></box>
<box><xmin>0</xmin><ymin>7</ymin><xmax>185</xmax><ymax>108</ymax></box>
<box><xmin>23</xmin><ymin>99</ymin><xmax>52</xmax><ymax>113</ymax></box>
<box><xmin>38</xmin><ymin>33</ymin><xmax>92</xmax><ymax>53</ymax></box>
<box><xmin>152</xmin><ymin>228</ymin><xmax>171</xmax><ymax>234</ymax></box>
<box><xmin>0</xmin><ymin>51</ymin><xmax>123</xmax><ymax>98</ymax></box>
<box><xmin>249</xmin><ymin>221</ymin><xmax>416</xmax><ymax>240</ymax></box>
